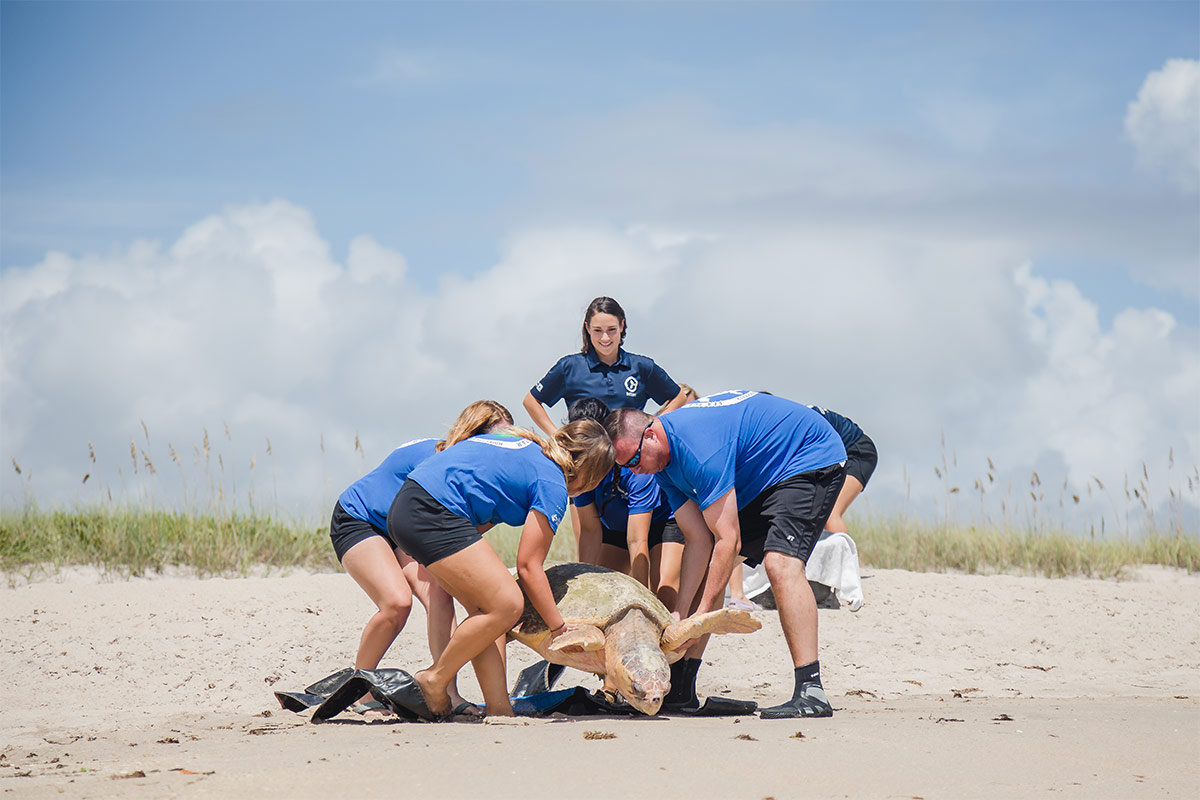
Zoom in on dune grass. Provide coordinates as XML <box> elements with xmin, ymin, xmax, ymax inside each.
<box><xmin>1</xmin><ymin>505</ymin><xmax>1195</xmax><ymax>581</ymax></box>
<box><xmin>0</xmin><ymin>507</ymin><xmax>339</xmax><ymax>579</ymax></box>
<box><xmin>3</xmin><ymin>425</ymin><xmax>1196</xmax><ymax>580</ymax></box>
<box><xmin>852</xmin><ymin>516</ymin><xmax>1199</xmax><ymax>578</ymax></box>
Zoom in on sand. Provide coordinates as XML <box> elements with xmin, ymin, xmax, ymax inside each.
<box><xmin>1</xmin><ymin>565</ymin><xmax>1197</xmax><ymax>799</ymax></box>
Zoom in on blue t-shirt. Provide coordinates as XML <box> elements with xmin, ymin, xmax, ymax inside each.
<box><xmin>573</xmin><ymin>467</ymin><xmax>672</xmax><ymax>531</ymax></box>
<box><xmin>530</xmin><ymin>348</ymin><xmax>680</xmax><ymax>412</ymax></box>
<box><xmin>407</xmin><ymin>433</ymin><xmax>569</xmax><ymax>530</ymax></box>
<box><xmin>808</xmin><ymin>406</ymin><xmax>864</xmax><ymax>448</ymax></box>
<box><xmin>338</xmin><ymin>438</ymin><xmax>438</xmax><ymax>531</ymax></box>
<box><xmin>657</xmin><ymin>390</ymin><xmax>847</xmax><ymax>512</ymax></box>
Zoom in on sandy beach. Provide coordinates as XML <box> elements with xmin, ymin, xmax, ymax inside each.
<box><xmin>2</xmin><ymin>565</ymin><xmax>1197</xmax><ymax>799</ymax></box>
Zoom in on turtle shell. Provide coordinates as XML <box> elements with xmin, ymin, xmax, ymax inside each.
<box><xmin>515</xmin><ymin>563</ymin><xmax>673</xmax><ymax>634</ymax></box>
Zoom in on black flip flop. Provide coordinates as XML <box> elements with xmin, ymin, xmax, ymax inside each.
<box><xmin>663</xmin><ymin>696</ymin><xmax>758</xmax><ymax>717</ymax></box>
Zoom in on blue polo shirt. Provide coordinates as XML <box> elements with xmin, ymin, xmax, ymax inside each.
<box><xmin>406</xmin><ymin>433</ymin><xmax>569</xmax><ymax>530</ymax></box>
<box><xmin>530</xmin><ymin>348</ymin><xmax>680</xmax><ymax>412</ymax></box>
<box><xmin>338</xmin><ymin>438</ymin><xmax>438</xmax><ymax>531</ymax></box>
<box><xmin>808</xmin><ymin>406</ymin><xmax>864</xmax><ymax>448</ymax></box>
<box><xmin>656</xmin><ymin>390</ymin><xmax>846</xmax><ymax>512</ymax></box>
<box><xmin>573</xmin><ymin>467</ymin><xmax>672</xmax><ymax>530</ymax></box>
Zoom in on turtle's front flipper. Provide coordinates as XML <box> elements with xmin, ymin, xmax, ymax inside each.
<box><xmin>661</xmin><ymin>608</ymin><xmax>762</xmax><ymax>653</ymax></box>
<box><xmin>548</xmin><ymin>624</ymin><xmax>606</xmax><ymax>653</ymax></box>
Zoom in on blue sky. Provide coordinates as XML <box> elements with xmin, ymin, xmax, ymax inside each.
<box><xmin>2</xmin><ymin>1</ymin><xmax>1198</xmax><ymax>531</ymax></box>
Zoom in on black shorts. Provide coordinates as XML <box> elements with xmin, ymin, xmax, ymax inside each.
<box><xmin>329</xmin><ymin>501</ymin><xmax>394</xmax><ymax>562</ymax></box>
<box><xmin>737</xmin><ymin>464</ymin><xmax>845</xmax><ymax>567</ymax></box>
<box><xmin>844</xmin><ymin>433</ymin><xmax>878</xmax><ymax>488</ymax></box>
<box><xmin>388</xmin><ymin>480</ymin><xmax>483</xmax><ymax>567</ymax></box>
<box><xmin>659</xmin><ymin>519</ymin><xmax>685</xmax><ymax>545</ymax></box>
<box><xmin>600</xmin><ymin>518</ymin><xmax>677</xmax><ymax>550</ymax></box>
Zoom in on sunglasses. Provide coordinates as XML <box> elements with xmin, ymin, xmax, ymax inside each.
<box><xmin>620</xmin><ymin>420</ymin><xmax>656</xmax><ymax>469</ymax></box>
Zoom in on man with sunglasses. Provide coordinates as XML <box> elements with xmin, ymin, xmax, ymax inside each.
<box><xmin>603</xmin><ymin>390</ymin><xmax>846</xmax><ymax>719</ymax></box>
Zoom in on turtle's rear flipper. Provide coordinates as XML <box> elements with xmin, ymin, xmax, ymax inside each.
<box><xmin>511</xmin><ymin>660</ymin><xmax>566</xmax><ymax>697</ymax></box>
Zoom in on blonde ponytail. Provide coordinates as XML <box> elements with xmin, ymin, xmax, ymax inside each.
<box><xmin>436</xmin><ymin>400</ymin><xmax>515</xmax><ymax>452</ymax></box>
<box><xmin>503</xmin><ymin>420</ymin><xmax>614</xmax><ymax>492</ymax></box>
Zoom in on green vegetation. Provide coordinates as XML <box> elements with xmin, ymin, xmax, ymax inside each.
<box><xmin>853</xmin><ymin>516</ymin><xmax>1199</xmax><ymax>578</ymax></box>
<box><xmin>1</xmin><ymin>505</ymin><xmax>1195</xmax><ymax>581</ymax></box>
<box><xmin>6</xmin><ymin>424</ymin><xmax>1195</xmax><ymax>581</ymax></box>
<box><xmin>0</xmin><ymin>508</ymin><xmax>339</xmax><ymax>579</ymax></box>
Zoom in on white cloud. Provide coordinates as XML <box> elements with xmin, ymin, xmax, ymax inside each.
<box><xmin>1125</xmin><ymin>58</ymin><xmax>1200</xmax><ymax>193</ymax></box>
<box><xmin>3</xmin><ymin>201</ymin><xmax>1196</xmax><ymax>534</ymax></box>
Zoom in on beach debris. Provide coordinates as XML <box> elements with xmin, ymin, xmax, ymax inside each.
<box><xmin>583</xmin><ymin>730</ymin><xmax>616</xmax><ymax>740</ymax></box>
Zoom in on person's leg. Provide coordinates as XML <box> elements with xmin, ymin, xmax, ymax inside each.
<box><xmin>824</xmin><ymin>475</ymin><xmax>864</xmax><ymax>534</ymax></box>
<box><xmin>759</xmin><ymin>551</ymin><xmax>832</xmax><ymax>717</ymax></box>
<box><xmin>398</xmin><ymin>551</ymin><xmax>471</xmax><ymax>711</ymax></box>
<box><xmin>418</xmin><ymin>540</ymin><xmax>524</xmax><ymax>718</ymax></box>
<box><xmin>662</xmin><ymin>565</ymin><xmax>711</xmax><ymax>711</ymax></box>
<box><xmin>651</xmin><ymin>542</ymin><xmax>683</xmax><ymax>610</ymax></box>
<box><xmin>763</xmin><ymin>552</ymin><xmax>817</xmax><ymax>666</ymax></box>
<box><xmin>757</xmin><ymin>467</ymin><xmax>844</xmax><ymax>719</ymax></box>
<box><xmin>342</xmin><ymin>537</ymin><xmax>414</xmax><ymax>668</ymax></box>
<box><xmin>727</xmin><ymin>561</ymin><xmax>748</xmax><ymax>602</ymax></box>
<box><xmin>725</xmin><ymin>558</ymin><xmax>760</xmax><ymax>609</ymax></box>
<box><xmin>568</xmin><ymin>504</ymin><xmax>583</xmax><ymax>561</ymax></box>
<box><xmin>340</xmin><ymin>537</ymin><xmax>414</xmax><ymax>709</ymax></box>
<box><xmin>598</xmin><ymin>544</ymin><xmax>630</xmax><ymax>573</ymax></box>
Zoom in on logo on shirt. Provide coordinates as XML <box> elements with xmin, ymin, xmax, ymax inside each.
<box><xmin>536</xmin><ymin>382</ymin><xmax>543</xmax><ymax>392</ymax></box>
<box><xmin>687</xmin><ymin>390</ymin><xmax>759</xmax><ymax>409</ymax></box>
<box><xmin>624</xmin><ymin>376</ymin><xmax>639</xmax><ymax>395</ymax></box>
<box><xmin>551</xmin><ymin>513</ymin><xmax>560</xmax><ymax>526</ymax></box>
<box><xmin>473</xmin><ymin>437</ymin><xmax>534</xmax><ymax>450</ymax></box>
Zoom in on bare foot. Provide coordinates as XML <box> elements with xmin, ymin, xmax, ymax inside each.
<box><xmin>414</xmin><ymin>669</ymin><xmax>452</xmax><ymax>719</ymax></box>
<box><xmin>485</xmin><ymin>703</ymin><xmax>515</xmax><ymax>717</ymax></box>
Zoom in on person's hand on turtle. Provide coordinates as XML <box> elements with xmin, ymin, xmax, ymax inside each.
<box><xmin>549</xmin><ymin>620</ymin><xmax>583</xmax><ymax>652</ymax></box>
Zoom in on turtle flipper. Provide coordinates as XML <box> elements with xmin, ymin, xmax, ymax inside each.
<box><xmin>661</xmin><ymin>608</ymin><xmax>762</xmax><ymax>653</ymax></box>
<box><xmin>548</xmin><ymin>624</ymin><xmax>606</xmax><ymax>653</ymax></box>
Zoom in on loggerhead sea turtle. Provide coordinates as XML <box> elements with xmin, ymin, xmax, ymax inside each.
<box><xmin>509</xmin><ymin>563</ymin><xmax>761</xmax><ymax>715</ymax></box>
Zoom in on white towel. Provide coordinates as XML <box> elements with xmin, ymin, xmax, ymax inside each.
<box><xmin>804</xmin><ymin>530</ymin><xmax>864</xmax><ymax>612</ymax></box>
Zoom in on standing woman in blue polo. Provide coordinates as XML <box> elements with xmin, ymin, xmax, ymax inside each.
<box><xmin>524</xmin><ymin>296</ymin><xmax>686</xmax><ymax>558</ymax></box>
<box><xmin>523</xmin><ymin>296</ymin><xmax>688</xmax><ymax>436</ymax></box>
<box><xmin>388</xmin><ymin>421</ymin><xmax>614</xmax><ymax>720</ymax></box>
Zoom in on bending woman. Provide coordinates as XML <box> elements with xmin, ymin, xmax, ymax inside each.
<box><xmin>568</xmin><ymin>397</ymin><xmax>684</xmax><ymax>610</ymax></box>
<box><xmin>330</xmin><ymin>400</ymin><xmax>513</xmax><ymax>714</ymax></box>
<box><xmin>389</xmin><ymin>421</ymin><xmax>614</xmax><ymax>719</ymax></box>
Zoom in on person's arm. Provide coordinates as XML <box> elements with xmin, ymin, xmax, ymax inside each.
<box><xmin>656</xmin><ymin>388</ymin><xmax>690</xmax><ymax>415</ymax></box>
<box><xmin>522</xmin><ymin>391</ymin><xmax>558</xmax><ymax>437</ymax></box>
<box><xmin>575</xmin><ymin>503</ymin><xmax>604</xmax><ymax>565</ymax></box>
<box><xmin>625</xmin><ymin>511</ymin><xmax>652</xmax><ymax>588</ymax></box>
<box><xmin>696</xmin><ymin>488</ymin><xmax>741</xmax><ymax>615</ymax></box>
<box><xmin>515</xmin><ymin>509</ymin><xmax>568</xmax><ymax>635</ymax></box>
<box><xmin>671</xmin><ymin>500</ymin><xmax>714</xmax><ymax>618</ymax></box>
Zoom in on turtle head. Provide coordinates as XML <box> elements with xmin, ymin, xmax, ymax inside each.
<box><xmin>618</xmin><ymin>664</ymin><xmax>669</xmax><ymax>716</ymax></box>
<box><xmin>604</xmin><ymin>608</ymin><xmax>671</xmax><ymax>715</ymax></box>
